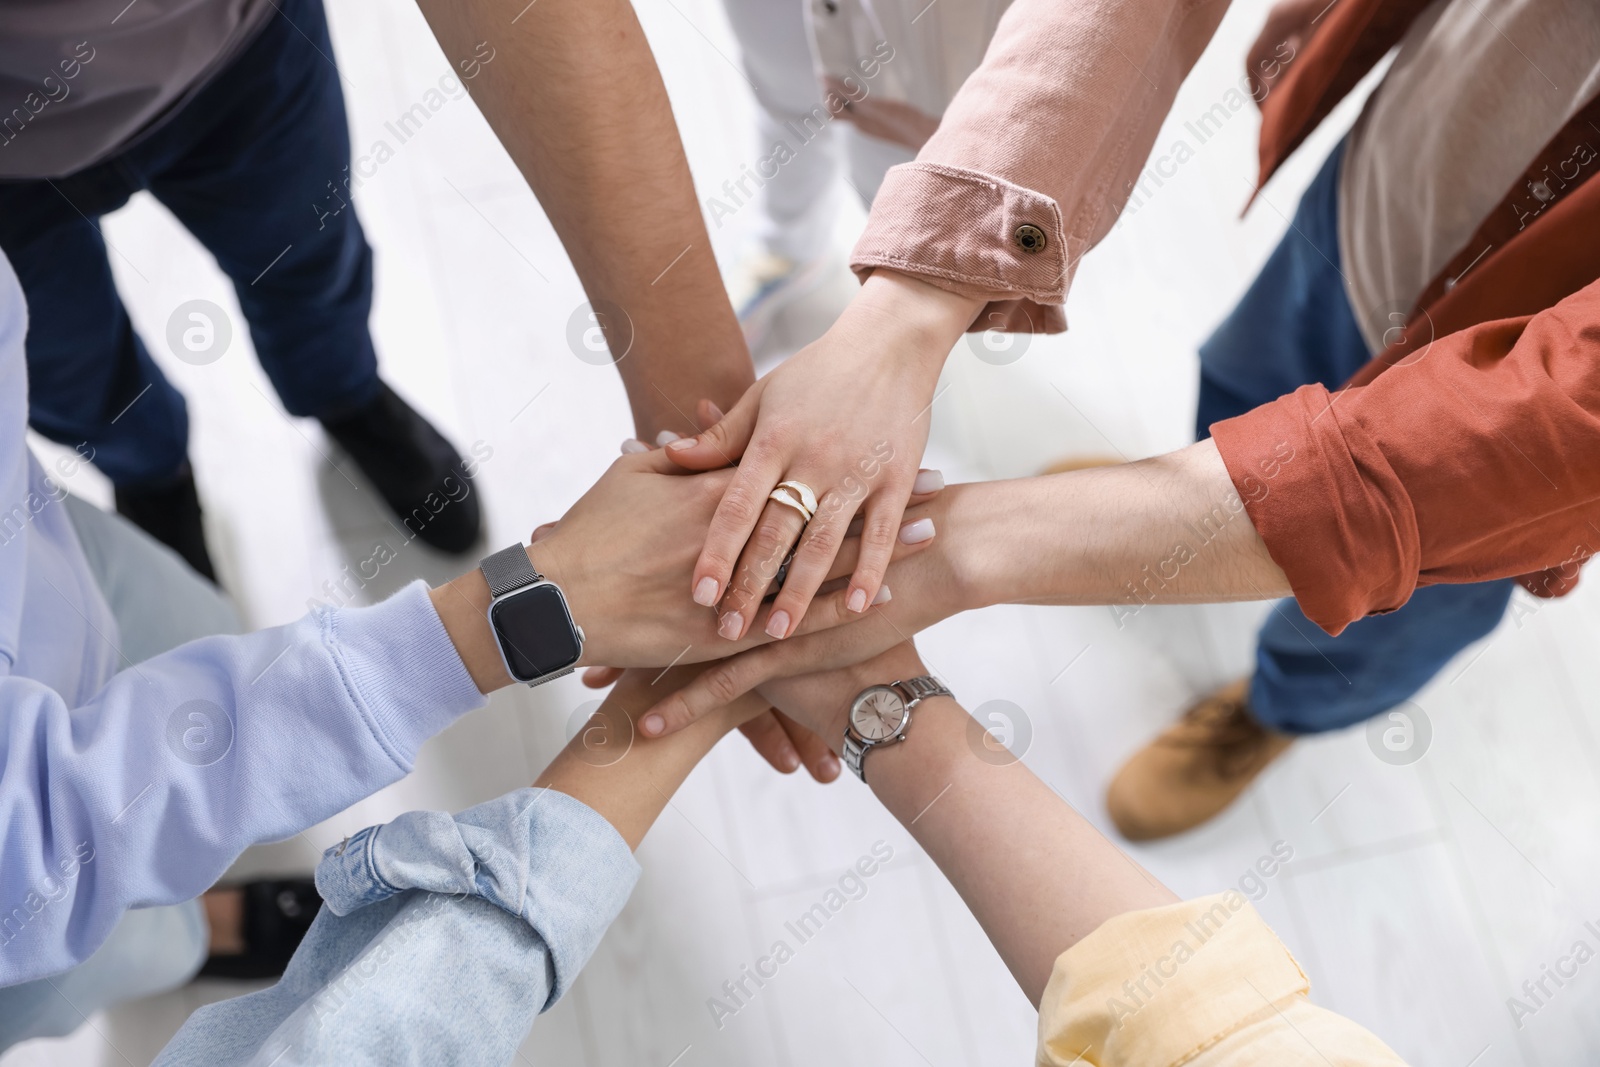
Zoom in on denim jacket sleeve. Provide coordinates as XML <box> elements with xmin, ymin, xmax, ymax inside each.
<box><xmin>153</xmin><ymin>787</ymin><xmax>640</xmax><ymax>1067</ymax></box>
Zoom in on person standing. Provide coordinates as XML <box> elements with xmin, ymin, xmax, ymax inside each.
<box><xmin>0</xmin><ymin>0</ymin><xmax>484</xmax><ymax>581</ymax></box>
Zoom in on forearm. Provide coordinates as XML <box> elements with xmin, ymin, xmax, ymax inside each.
<box><xmin>535</xmin><ymin>674</ymin><xmax>750</xmax><ymax>849</ymax></box>
<box><xmin>1</xmin><ymin>584</ymin><xmax>484</xmax><ymax>985</ymax></box>
<box><xmin>865</xmin><ymin>697</ymin><xmax>1177</xmax><ymax>1003</ymax></box>
<box><xmin>761</xmin><ymin>653</ymin><xmax>1175</xmax><ymax>1004</ymax></box>
<box><xmin>939</xmin><ymin>439</ymin><xmax>1290</xmax><ymax>612</ymax></box>
<box><xmin>854</xmin><ymin>0</ymin><xmax>1230</xmax><ymax>307</ymax></box>
<box><xmin>414</xmin><ymin>0</ymin><xmax>752</xmax><ymax>436</ymax></box>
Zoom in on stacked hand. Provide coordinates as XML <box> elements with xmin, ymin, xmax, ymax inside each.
<box><xmin>552</xmin><ymin>435</ymin><xmax>954</xmax><ymax>779</ymax></box>
<box><xmin>663</xmin><ymin>269</ymin><xmax>981</xmax><ymax>642</ymax></box>
<box><xmin>548</xmin><ymin>270</ymin><xmax>979</xmax><ymax>778</ymax></box>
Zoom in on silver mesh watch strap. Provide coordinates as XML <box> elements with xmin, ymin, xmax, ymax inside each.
<box><xmin>480</xmin><ymin>544</ymin><xmax>543</xmax><ymax>596</ymax></box>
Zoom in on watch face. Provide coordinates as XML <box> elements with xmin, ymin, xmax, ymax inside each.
<box><xmin>488</xmin><ymin>584</ymin><xmax>583</xmax><ymax>682</ymax></box>
<box><xmin>850</xmin><ymin>685</ymin><xmax>908</xmax><ymax>741</ymax></box>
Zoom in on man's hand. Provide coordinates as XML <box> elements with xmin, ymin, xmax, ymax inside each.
<box><xmin>665</xmin><ymin>269</ymin><xmax>982</xmax><ymax>644</ymax></box>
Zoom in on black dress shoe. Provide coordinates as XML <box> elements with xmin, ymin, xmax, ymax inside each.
<box><xmin>198</xmin><ymin>878</ymin><xmax>323</xmax><ymax>980</ymax></box>
<box><xmin>114</xmin><ymin>462</ymin><xmax>218</xmax><ymax>582</ymax></box>
<box><xmin>320</xmin><ymin>382</ymin><xmax>483</xmax><ymax>554</ymax></box>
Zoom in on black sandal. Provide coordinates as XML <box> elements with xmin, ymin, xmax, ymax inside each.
<box><xmin>198</xmin><ymin>878</ymin><xmax>323</xmax><ymax>980</ymax></box>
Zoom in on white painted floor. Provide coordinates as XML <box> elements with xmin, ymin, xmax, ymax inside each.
<box><xmin>8</xmin><ymin>1</ymin><xmax>1600</xmax><ymax>1064</ymax></box>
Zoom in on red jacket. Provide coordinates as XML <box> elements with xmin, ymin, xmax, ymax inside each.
<box><xmin>1212</xmin><ymin>0</ymin><xmax>1600</xmax><ymax>632</ymax></box>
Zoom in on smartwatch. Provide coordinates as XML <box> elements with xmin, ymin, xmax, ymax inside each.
<box><xmin>843</xmin><ymin>675</ymin><xmax>952</xmax><ymax>782</ymax></box>
<box><xmin>479</xmin><ymin>544</ymin><xmax>585</xmax><ymax>686</ymax></box>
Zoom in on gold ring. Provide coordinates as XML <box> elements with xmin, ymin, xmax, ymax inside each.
<box><xmin>768</xmin><ymin>485</ymin><xmax>814</xmax><ymax>522</ymax></box>
<box><xmin>775</xmin><ymin>479</ymin><xmax>818</xmax><ymax>515</ymax></box>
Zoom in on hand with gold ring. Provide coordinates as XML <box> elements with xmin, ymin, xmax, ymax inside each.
<box><xmin>664</xmin><ymin>269</ymin><xmax>984</xmax><ymax>642</ymax></box>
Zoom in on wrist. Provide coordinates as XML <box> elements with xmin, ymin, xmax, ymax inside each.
<box><xmin>523</xmin><ymin>536</ymin><xmax>606</xmax><ymax>667</ymax></box>
<box><xmin>429</xmin><ymin>570</ymin><xmax>513</xmax><ymax>694</ymax></box>
<box><xmin>853</xmin><ymin>269</ymin><xmax>983</xmax><ymax>373</ymax></box>
<box><xmin>629</xmin><ymin>363</ymin><xmax>754</xmax><ymax>441</ymax></box>
<box><xmin>860</xmin><ymin>694</ymin><xmax>972</xmax><ymax>802</ymax></box>
<box><xmin>930</xmin><ymin>480</ymin><xmax>1033</xmax><ymax>611</ymax></box>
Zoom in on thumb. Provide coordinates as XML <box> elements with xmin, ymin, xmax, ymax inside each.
<box><xmin>664</xmin><ymin>381</ymin><xmax>763</xmax><ymax>470</ymax></box>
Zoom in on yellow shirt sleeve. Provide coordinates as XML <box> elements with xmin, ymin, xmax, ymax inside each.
<box><xmin>1037</xmin><ymin>892</ymin><xmax>1410</xmax><ymax>1066</ymax></box>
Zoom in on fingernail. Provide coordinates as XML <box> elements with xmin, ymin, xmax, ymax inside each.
<box><xmin>780</xmin><ymin>749</ymin><xmax>800</xmax><ymax>772</ymax></box>
<box><xmin>821</xmin><ymin>753</ymin><xmax>840</xmax><ymax>777</ymax></box>
<box><xmin>666</xmin><ymin>436</ymin><xmax>698</xmax><ymax>451</ymax></box>
<box><xmin>872</xmin><ymin>585</ymin><xmax>892</xmax><ymax>605</ymax></box>
<box><xmin>621</xmin><ymin>438</ymin><xmax>649</xmax><ymax>454</ymax></box>
<box><xmin>766</xmin><ymin>609</ymin><xmax>790</xmax><ymax>639</ymax></box>
<box><xmin>899</xmin><ymin>518</ymin><xmax>935</xmax><ymax>544</ymax></box>
<box><xmin>693</xmin><ymin>576</ymin><xmax>720</xmax><ymax>606</ymax></box>
<box><xmin>703</xmin><ymin>399</ymin><xmax>725</xmax><ymax>423</ymax></box>
<box><xmin>718</xmin><ymin>610</ymin><xmax>744</xmax><ymax>640</ymax></box>
<box><xmin>847</xmin><ymin>588</ymin><xmax>868</xmax><ymax>613</ymax></box>
<box><xmin>656</xmin><ymin>430</ymin><xmax>681</xmax><ymax>445</ymax></box>
<box><xmin>912</xmin><ymin>469</ymin><xmax>944</xmax><ymax>494</ymax></box>
<box><xmin>641</xmin><ymin>714</ymin><xmax>663</xmax><ymax>736</ymax></box>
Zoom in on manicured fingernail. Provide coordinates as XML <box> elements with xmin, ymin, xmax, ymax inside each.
<box><xmin>621</xmin><ymin>438</ymin><xmax>649</xmax><ymax>454</ymax></box>
<box><xmin>656</xmin><ymin>430</ymin><xmax>681</xmax><ymax>445</ymax></box>
<box><xmin>693</xmin><ymin>576</ymin><xmax>720</xmax><ymax>606</ymax></box>
<box><xmin>641</xmin><ymin>714</ymin><xmax>663</xmax><ymax>736</ymax></box>
<box><xmin>666</xmin><ymin>436</ymin><xmax>698</xmax><ymax>451</ymax></box>
<box><xmin>718</xmin><ymin>610</ymin><xmax>743</xmax><ymax>640</ymax></box>
<box><xmin>766</xmin><ymin>609</ymin><xmax>790</xmax><ymax>639</ymax></box>
<box><xmin>899</xmin><ymin>518</ymin><xmax>935</xmax><ymax>544</ymax></box>
<box><xmin>872</xmin><ymin>585</ymin><xmax>892</xmax><ymax>605</ymax></box>
<box><xmin>912</xmin><ymin>469</ymin><xmax>944</xmax><ymax>494</ymax></box>
<box><xmin>703</xmin><ymin>399</ymin><xmax>725</xmax><ymax>423</ymax></box>
<box><xmin>780</xmin><ymin>749</ymin><xmax>800</xmax><ymax>772</ymax></box>
<box><xmin>847</xmin><ymin>588</ymin><xmax>868</xmax><ymax>613</ymax></box>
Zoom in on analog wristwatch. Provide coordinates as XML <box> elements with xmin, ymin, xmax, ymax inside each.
<box><xmin>842</xmin><ymin>675</ymin><xmax>952</xmax><ymax>781</ymax></box>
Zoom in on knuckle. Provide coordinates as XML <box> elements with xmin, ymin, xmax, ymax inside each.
<box><xmin>862</xmin><ymin>509</ymin><xmax>899</xmax><ymax>548</ymax></box>
<box><xmin>801</xmin><ymin>517</ymin><xmax>844</xmax><ymax>556</ymax></box>
<box><xmin>718</xmin><ymin>482</ymin><xmax>765</xmax><ymax>526</ymax></box>
<box><xmin>699</xmin><ymin>548</ymin><xmax>736</xmax><ymax>578</ymax></box>
<box><xmin>747</xmin><ymin>524</ymin><xmax>794</xmax><ymax>577</ymax></box>
<box><xmin>703</xmin><ymin>666</ymin><xmax>744</xmax><ymax>707</ymax></box>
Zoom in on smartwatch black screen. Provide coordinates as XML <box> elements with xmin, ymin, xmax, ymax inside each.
<box><xmin>488</xmin><ymin>584</ymin><xmax>582</xmax><ymax>681</ymax></box>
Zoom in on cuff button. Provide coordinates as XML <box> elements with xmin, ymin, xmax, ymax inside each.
<box><xmin>1013</xmin><ymin>224</ymin><xmax>1047</xmax><ymax>254</ymax></box>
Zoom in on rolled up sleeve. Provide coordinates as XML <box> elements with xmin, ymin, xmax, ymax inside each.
<box><xmin>1037</xmin><ymin>894</ymin><xmax>1407</xmax><ymax>1066</ymax></box>
<box><xmin>852</xmin><ymin>0</ymin><xmax>1231</xmax><ymax>329</ymax></box>
<box><xmin>1210</xmin><ymin>281</ymin><xmax>1600</xmax><ymax>634</ymax></box>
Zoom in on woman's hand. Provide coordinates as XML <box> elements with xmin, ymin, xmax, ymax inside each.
<box><xmin>664</xmin><ymin>269</ymin><xmax>982</xmax><ymax>643</ymax></box>
<box><xmin>519</xmin><ymin>448</ymin><xmax>940</xmax><ymax>670</ymax></box>
<box><xmin>635</xmin><ymin>482</ymin><xmax>980</xmax><ymax>737</ymax></box>
<box><xmin>754</xmin><ymin>641</ymin><xmax>933</xmax><ymax>751</ymax></box>
<box><xmin>430</xmin><ymin>446</ymin><xmax>943</xmax><ymax>696</ymax></box>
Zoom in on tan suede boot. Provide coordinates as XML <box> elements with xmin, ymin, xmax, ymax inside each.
<box><xmin>1106</xmin><ymin>679</ymin><xmax>1294</xmax><ymax>841</ymax></box>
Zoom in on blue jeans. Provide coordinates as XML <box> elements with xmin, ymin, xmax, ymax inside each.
<box><xmin>1197</xmin><ymin>139</ymin><xmax>1513</xmax><ymax>735</ymax></box>
<box><xmin>0</xmin><ymin>0</ymin><xmax>377</xmax><ymax>487</ymax></box>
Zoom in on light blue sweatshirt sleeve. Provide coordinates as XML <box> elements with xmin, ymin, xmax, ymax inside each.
<box><xmin>0</xmin><ymin>249</ymin><xmax>487</xmax><ymax>985</ymax></box>
<box><xmin>153</xmin><ymin>788</ymin><xmax>640</xmax><ymax>1067</ymax></box>
<box><xmin>0</xmin><ymin>583</ymin><xmax>488</xmax><ymax>985</ymax></box>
